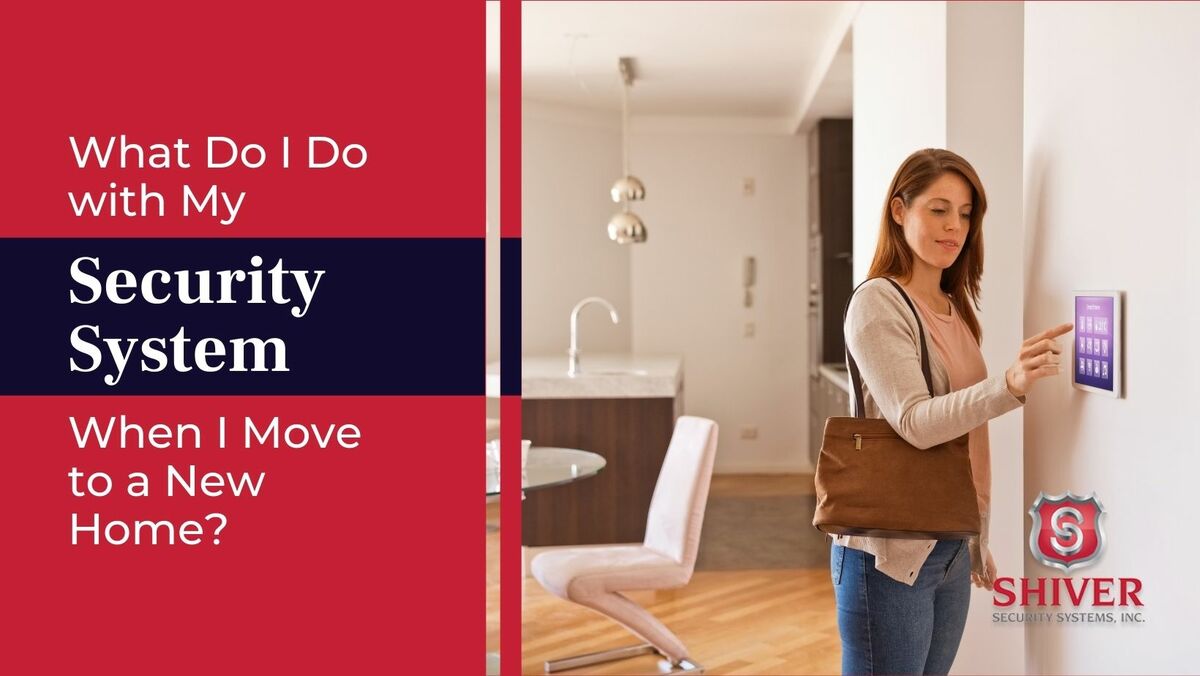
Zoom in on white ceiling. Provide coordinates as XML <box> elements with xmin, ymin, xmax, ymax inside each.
<box><xmin>487</xmin><ymin>1</ymin><xmax>853</xmax><ymax>123</ymax></box>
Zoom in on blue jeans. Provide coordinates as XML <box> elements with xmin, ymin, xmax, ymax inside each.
<box><xmin>831</xmin><ymin>539</ymin><xmax>970</xmax><ymax>675</ymax></box>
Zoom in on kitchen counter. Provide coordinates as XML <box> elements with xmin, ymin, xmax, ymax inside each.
<box><xmin>486</xmin><ymin>353</ymin><xmax>682</xmax><ymax>399</ymax></box>
<box><xmin>818</xmin><ymin>363</ymin><xmax>851</xmax><ymax>394</ymax></box>
<box><xmin>810</xmin><ymin>363</ymin><xmax>852</xmax><ymax>467</ymax></box>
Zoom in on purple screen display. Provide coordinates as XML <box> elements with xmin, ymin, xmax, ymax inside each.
<box><xmin>1074</xmin><ymin>295</ymin><xmax>1115</xmax><ymax>391</ymax></box>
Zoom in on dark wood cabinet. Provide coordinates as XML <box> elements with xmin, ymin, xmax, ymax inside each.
<box><xmin>521</xmin><ymin>395</ymin><xmax>680</xmax><ymax>546</ymax></box>
<box><xmin>809</xmin><ymin>118</ymin><xmax>854</xmax><ymax>366</ymax></box>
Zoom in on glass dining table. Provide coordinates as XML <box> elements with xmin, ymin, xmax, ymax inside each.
<box><xmin>486</xmin><ymin>446</ymin><xmax>606</xmax><ymax>675</ymax></box>
<box><xmin>486</xmin><ymin>446</ymin><xmax>607</xmax><ymax>496</ymax></box>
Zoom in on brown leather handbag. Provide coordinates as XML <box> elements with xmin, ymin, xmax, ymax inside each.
<box><xmin>812</xmin><ymin>277</ymin><xmax>980</xmax><ymax>539</ymax></box>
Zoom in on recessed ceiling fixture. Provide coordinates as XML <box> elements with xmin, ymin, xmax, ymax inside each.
<box><xmin>607</xmin><ymin>56</ymin><xmax>647</xmax><ymax>244</ymax></box>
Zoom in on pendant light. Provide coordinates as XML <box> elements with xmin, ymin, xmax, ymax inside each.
<box><xmin>607</xmin><ymin>56</ymin><xmax>647</xmax><ymax>244</ymax></box>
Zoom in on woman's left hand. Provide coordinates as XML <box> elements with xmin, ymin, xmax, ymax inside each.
<box><xmin>971</xmin><ymin>548</ymin><xmax>997</xmax><ymax>590</ymax></box>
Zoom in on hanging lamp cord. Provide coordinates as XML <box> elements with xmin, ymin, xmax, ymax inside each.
<box><xmin>620</xmin><ymin>61</ymin><xmax>631</xmax><ymax>212</ymax></box>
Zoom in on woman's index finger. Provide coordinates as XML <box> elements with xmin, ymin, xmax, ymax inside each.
<box><xmin>1044</xmin><ymin>322</ymin><xmax>1075</xmax><ymax>339</ymax></box>
<box><xmin>1025</xmin><ymin>322</ymin><xmax>1074</xmax><ymax>345</ymax></box>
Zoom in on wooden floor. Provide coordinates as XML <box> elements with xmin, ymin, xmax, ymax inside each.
<box><xmin>521</xmin><ymin>568</ymin><xmax>840</xmax><ymax>675</ymax></box>
<box><xmin>708</xmin><ymin>473</ymin><xmax>817</xmax><ymax>498</ymax></box>
<box><xmin>488</xmin><ymin>475</ymin><xmax>842</xmax><ymax>675</ymax></box>
<box><xmin>487</xmin><ymin>501</ymin><xmax>501</xmax><ymax>656</ymax></box>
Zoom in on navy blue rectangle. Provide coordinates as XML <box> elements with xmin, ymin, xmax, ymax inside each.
<box><xmin>0</xmin><ymin>238</ymin><xmax>483</xmax><ymax>395</ymax></box>
<box><xmin>500</xmin><ymin>237</ymin><xmax>521</xmax><ymax>395</ymax></box>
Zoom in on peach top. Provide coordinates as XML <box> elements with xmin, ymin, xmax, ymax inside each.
<box><xmin>909</xmin><ymin>290</ymin><xmax>992</xmax><ymax>555</ymax></box>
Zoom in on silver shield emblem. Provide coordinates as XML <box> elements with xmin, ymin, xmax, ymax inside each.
<box><xmin>1028</xmin><ymin>491</ymin><xmax>1107</xmax><ymax>573</ymax></box>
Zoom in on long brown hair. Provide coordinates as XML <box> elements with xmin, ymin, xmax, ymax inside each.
<box><xmin>867</xmin><ymin>148</ymin><xmax>988</xmax><ymax>345</ymax></box>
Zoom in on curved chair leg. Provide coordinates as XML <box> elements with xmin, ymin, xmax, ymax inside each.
<box><xmin>544</xmin><ymin>590</ymin><xmax>704</xmax><ymax>673</ymax></box>
<box><xmin>582</xmin><ymin>590</ymin><xmax>689</xmax><ymax>663</ymax></box>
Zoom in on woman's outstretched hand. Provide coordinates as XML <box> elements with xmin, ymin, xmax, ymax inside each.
<box><xmin>1006</xmin><ymin>322</ymin><xmax>1074</xmax><ymax>398</ymax></box>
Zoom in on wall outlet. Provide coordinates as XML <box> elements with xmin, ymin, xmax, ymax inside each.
<box><xmin>744</xmin><ymin>321</ymin><xmax>756</xmax><ymax>337</ymax></box>
<box><xmin>740</xmin><ymin>425</ymin><xmax>759</xmax><ymax>440</ymax></box>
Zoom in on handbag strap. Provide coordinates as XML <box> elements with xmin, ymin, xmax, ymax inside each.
<box><xmin>842</xmin><ymin>277</ymin><xmax>934</xmax><ymax>418</ymax></box>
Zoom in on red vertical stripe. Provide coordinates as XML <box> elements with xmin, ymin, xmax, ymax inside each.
<box><xmin>500</xmin><ymin>395</ymin><xmax>523</xmax><ymax>675</ymax></box>
<box><xmin>499</xmin><ymin>1</ymin><xmax>523</xmax><ymax>674</ymax></box>
<box><xmin>500</xmin><ymin>0</ymin><xmax>522</xmax><ymax>239</ymax></box>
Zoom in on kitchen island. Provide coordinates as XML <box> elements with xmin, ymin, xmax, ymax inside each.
<box><xmin>487</xmin><ymin>354</ymin><xmax>683</xmax><ymax>546</ymax></box>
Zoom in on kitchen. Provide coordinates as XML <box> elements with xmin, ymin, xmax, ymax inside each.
<box><xmin>488</xmin><ymin>2</ymin><xmax>855</xmax><ymax>673</ymax></box>
<box><xmin>483</xmin><ymin>1</ymin><xmax>1200</xmax><ymax>674</ymax></box>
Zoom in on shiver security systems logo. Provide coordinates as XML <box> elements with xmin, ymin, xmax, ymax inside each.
<box><xmin>992</xmin><ymin>491</ymin><xmax>1145</xmax><ymax>625</ymax></box>
<box><xmin>1028</xmin><ymin>492</ymin><xmax>1106</xmax><ymax>573</ymax></box>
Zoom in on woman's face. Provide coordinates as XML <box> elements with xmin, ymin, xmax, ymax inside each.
<box><xmin>891</xmin><ymin>171</ymin><xmax>972</xmax><ymax>271</ymax></box>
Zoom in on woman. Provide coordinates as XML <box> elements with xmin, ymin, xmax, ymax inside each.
<box><xmin>831</xmin><ymin>148</ymin><xmax>1072</xmax><ymax>675</ymax></box>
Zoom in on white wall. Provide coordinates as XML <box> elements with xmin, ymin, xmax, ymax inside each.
<box><xmin>1023</xmin><ymin>3</ymin><xmax>1200</xmax><ymax>673</ymax></box>
<box><xmin>629</xmin><ymin>129</ymin><xmax>808</xmax><ymax>473</ymax></box>
<box><xmin>521</xmin><ymin>102</ymin><xmax>632</xmax><ymax>357</ymax></box>
<box><xmin>852</xmin><ymin>1</ymin><xmax>946</xmax><ymax>284</ymax></box>
<box><xmin>855</xmin><ymin>2</ymin><xmax>1026</xmax><ymax>672</ymax></box>
<box><xmin>487</xmin><ymin>93</ymin><xmax>500</xmax><ymax>363</ymax></box>
<box><xmin>946</xmin><ymin>3</ymin><xmax>1025</xmax><ymax>674</ymax></box>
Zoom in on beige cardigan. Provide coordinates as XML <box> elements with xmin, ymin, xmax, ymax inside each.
<box><xmin>832</xmin><ymin>277</ymin><xmax>1025</xmax><ymax>586</ymax></box>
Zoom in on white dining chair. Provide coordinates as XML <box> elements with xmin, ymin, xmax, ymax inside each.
<box><xmin>531</xmin><ymin>416</ymin><xmax>719</xmax><ymax>674</ymax></box>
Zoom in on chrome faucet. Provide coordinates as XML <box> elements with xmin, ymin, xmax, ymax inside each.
<box><xmin>568</xmin><ymin>296</ymin><xmax>620</xmax><ymax>377</ymax></box>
